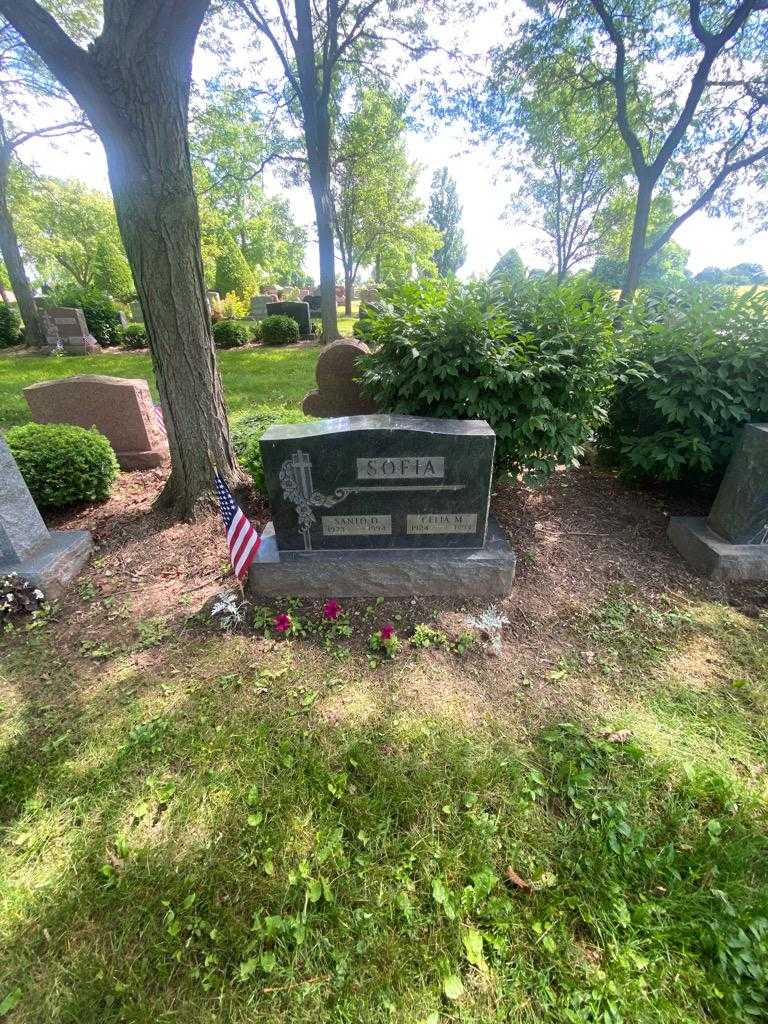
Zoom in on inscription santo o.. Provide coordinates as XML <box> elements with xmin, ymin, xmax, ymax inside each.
<box><xmin>356</xmin><ymin>456</ymin><xmax>445</xmax><ymax>480</ymax></box>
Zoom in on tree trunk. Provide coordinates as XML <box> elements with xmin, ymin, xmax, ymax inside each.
<box><xmin>0</xmin><ymin>152</ymin><xmax>46</xmax><ymax>346</ymax></box>
<box><xmin>309</xmin><ymin>169</ymin><xmax>338</xmax><ymax>342</ymax></box>
<box><xmin>344</xmin><ymin>272</ymin><xmax>353</xmax><ymax>316</ymax></box>
<box><xmin>619</xmin><ymin>179</ymin><xmax>654</xmax><ymax>305</ymax></box>
<box><xmin>2</xmin><ymin>0</ymin><xmax>238</xmax><ymax>519</ymax></box>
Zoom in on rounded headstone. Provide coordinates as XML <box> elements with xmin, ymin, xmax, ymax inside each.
<box><xmin>302</xmin><ymin>339</ymin><xmax>378</xmax><ymax>417</ymax></box>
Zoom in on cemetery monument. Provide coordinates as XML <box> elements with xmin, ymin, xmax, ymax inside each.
<box><xmin>302</xmin><ymin>338</ymin><xmax>378</xmax><ymax>417</ymax></box>
<box><xmin>668</xmin><ymin>422</ymin><xmax>768</xmax><ymax>579</ymax></box>
<box><xmin>0</xmin><ymin>436</ymin><xmax>92</xmax><ymax>597</ymax></box>
<box><xmin>24</xmin><ymin>374</ymin><xmax>169</xmax><ymax>470</ymax></box>
<box><xmin>43</xmin><ymin>307</ymin><xmax>101</xmax><ymax>354</ymax></box>
<box><xmin>247</xmin><ymin>414</ymin><xmax>515</xmax><ymax>597</ymax></box>
<box><xmin>265</xmin><ymin>299</ymin><xmax>312</xmax><ymax>338</ymax></box>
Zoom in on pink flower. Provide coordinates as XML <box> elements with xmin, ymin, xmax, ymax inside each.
<box><xmin>380</xmin><ymin>623</ymin><xmax>395</xmax><ymax>640</ymax></box>
<box><xmin>323</xmin><ymin>599</ymin><xmax>342</xmax><ymax>621</ymax></box>
<box><xmin>273</xmin><ymin>612</ymin><xmax>292</xmax><ymax>633</ymax></box>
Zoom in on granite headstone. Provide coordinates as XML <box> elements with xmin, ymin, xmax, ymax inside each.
<box><xmin>24</xmin><ymin>374</ymin><xmax>169</xmax><ymax>470</ymax></box>
<box><xmin>668</xmin><ymin>422</ymin><xmax>768</xmax><ymax>579</ymax></box>
<box><xmin>129</xmin><ymin>300</ymin><xmax>144</xmax><ymax>323</ymax></box>
<box><xmin>249</xmin><ymin>295</ymin><xmax>269</xmax><ymax>320</ymax></box>
<box><xmin>0</xmin><ymin>436</ymin><xmax>92</xmax><ymax>596</ymax></box>
<box><xmin>44</xmin><ymin>307</ymin><xmax>100</xmax><ymax>354</ymax></box>
<box><xmin>248</xmin><ymin>414</ymin><xmax>515</xmax><ymax>597</ymax></box>
<box><xmin>265</xmin><ymin>300</ymin><xmax>311</xmax><ymax>338</ymax></box>
<box><xmin>302</xmin><ymin>339</ymin><xmax>378</xmax><ymax>417</ymax></box>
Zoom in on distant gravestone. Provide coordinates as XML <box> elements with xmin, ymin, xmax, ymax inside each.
<box><xmin>302</xmin><ymin>339</ymin><xmax>378</xmax><ymax>417</ymax></box>
<box><xmin>265</xmin><ymin>300</ymin><xmax>311</xmax><ymax>338</ymax></box>
<box><xmin>0</xmin><ymin>436</ymin><xmax>92</xmax><ymax>597</ymax></box>
<box><xmin>117</xmin><ymin>309</ymin><xmax>129</xmax><ymax>328</ymax></box>
<box><xmin>129</xmin><ymin>300</ymin><xmax>144</xmax><ymax>323</ymax></box>
<box><xmin>248</xmin><ymin>414</ymin><xmax>515</xmax><ymax>597</ymax></box>
<box><xmin>24</xmin><ymin>374</ymin><xmax>169</xmax><ymax>470</ymax></box>
<box><xmin>44</xmin><ymin>307</ymin><xmax>100</xmax><ymax>354</ymax></box>
<box><xmin>668</xmin><ymin>422</ymin><xmax>768</xmax><ymax>579</ymax></box>
<box><xmin>249</xmin><ymin>295</ymin><xmax>269</xmax><ymax>320</ymax></box>
<box><xmin>306</xmin><ymin>293</ymin><xmax>322</xmax><ymax>313</ymax></box>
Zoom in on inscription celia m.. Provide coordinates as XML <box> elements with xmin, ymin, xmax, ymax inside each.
<box><xmin>357</xmin><ymin>456</ymin><xmax>445</xmax><ymax>480</ymax></box>
<box><xmin>407</xmin><ymin>513</ymin><xmax>478</xmax><ymax>535</ymax></box>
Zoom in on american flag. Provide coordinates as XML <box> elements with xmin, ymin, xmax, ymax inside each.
<box><xmin>154</xmin><ymin>403</ymin><xmax>166</xmax><ymax>435</ymax></box>
<box><xmin>214</xmin><ymin>473</ymin><xmax>261</xmax><ymax>580</ymax></box>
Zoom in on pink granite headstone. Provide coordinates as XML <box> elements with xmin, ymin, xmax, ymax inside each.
<box><xmin>24</xmin><ymin>374</ymin><xmax>169</xmax><ymax>470</ymax></box>
<box><xmin>43</xmin><ymin>307</ymin><xmax>101</xmax><ymax>355</ymax></box>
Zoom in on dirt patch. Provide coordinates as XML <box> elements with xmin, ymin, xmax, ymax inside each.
<box><xmin>17</xmin><ymin>462</ymin><xmax>768</xmax><ymax>725</ymax></box>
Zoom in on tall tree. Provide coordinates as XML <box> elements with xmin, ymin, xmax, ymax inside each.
<box><xmin>331</xmin><ymin>89</ymin><xmax>431</xmax><ymax>314</ymax></box>
<box><xmin>427</xmin><ymin>167</ymin><xmax>466</xmax><ymax>277</ymax></box>
<box><xmin>0</xmin><ymin>14</ymin><xmax>88</xmax><ymax>346</ymax></box>
<box><xmin>229</xmin><ymin>0</ymin><xmax>443</xmax><ymax>340</ymax></box>
<box><xmin>2</xmin><ymin>0</ymin><xmax>239</xmax><ymax>516</ymax></box>
<box><xmin>19</xmin><ymin>175</ymin><xmax>133</xmax><ymax>295</ymax></box>
<box><xmin>504</xmin><ymin>1</ymin><xmax>768</xmax><ymax>303</ymax></box>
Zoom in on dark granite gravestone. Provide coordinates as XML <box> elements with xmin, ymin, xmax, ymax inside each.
<box><xmin>247</xmin><ymin>414</ymin><xmax>515</xmax><ymax>597</ymax></box>
<box><xmin>0</xmin><ymin>436</ymin><xmax>92</xmax><ymax>596</ymax></box>
<box><xmin>668</xmin><ymin>422</ymin><xmax>768</xmax><ymax>579</ymax></box>
<box><xmin>265</xmin><ymin>300</ymin><xmax>311</xmax><ymax>338</ymax></box>
<box><xmin>306</xmin><ymin>294</ymin><xmax>322</xmax><ymax>313</ymax></box>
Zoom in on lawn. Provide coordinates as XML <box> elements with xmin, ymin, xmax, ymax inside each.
<box><xmin>0</xmin><ymin>344</ymin><xmax>320</xmax><ymax>430</ymax></box>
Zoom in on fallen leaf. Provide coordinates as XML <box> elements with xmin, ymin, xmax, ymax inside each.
<box><xmin>602</xmin><ymin>729</ymin><xmax>633</xmax><ymax>743</ymax></box>
<box><xmin>505</xmin><ymin>866</ymin><xmax>532</xmax><ymax>892</ymax></box>
<box><xmin>442</xmin><ymin>974</ymin><xmax>464</xmax><ymax>1001</ymax></box>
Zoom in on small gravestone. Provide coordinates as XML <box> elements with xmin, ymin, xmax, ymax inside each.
<box><xmin>247</xmin><ymin>414</ymin><xmax>515</xmax><ymax>597</ymax></box>
<box><xmin>306</xmin><ymin>294</ymin><xmax>322</xmax><ymax>313</ymax></box>
<box><xmin>44</xmin><ymin>307</ymin><xmax>100</xmax><ymax>354</ymax></box>
<box><xmin>129</xmin><ymin>300</ymin><xmax>144</xmax><ymax>323</ymax></box>
<box><xmin>0</xmin><ymin>436</ymin><xmax>92</xmax><ymax>597</ymax></box>
<box><xmin>265</xmin><ymin>300</ymin><xmax>311</xmax><ymax>338</ymax></box>
<box><xmin>24</xmin><ymin>374</ymin><xmax>169</xmax><ymax>470</ymax></box>
<box><xmin>117</xmin><ymin>310</ymin><xmax>129</xmax><ymax>328</ymax></box>
<box><xmin>249</xmin><ymin>295</ymin><xmax>269</xmax><ymax>320</ymax></box>
<box><xmin>302</xmin><ymin>338</ymin><xmax>378</xmax><ymax>417</ymax></box>
<box><xmin>668</xmin><ymin>422</ymin><xmax>768</xmax><ymax>579</ymax></box>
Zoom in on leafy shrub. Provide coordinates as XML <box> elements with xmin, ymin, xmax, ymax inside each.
<box><xmin>213</xmin><ymin>319</ymin><xmax>251</xmax><ymax>349</ymax></box>
<box><xmin>262</xmin><ymin>314</ymin><xmax>299</xmax><ymax>346</ymax></box>
<box><xmin>215</xmin><ymin>232</ymin><xmax>256</xmax><ymax>304</ymax></box>
<box><xmin>48</xmin><ymin>284</ymin><xmax>123</xmax><ymax>346</ymax></box>
<box><xmin>232</xmin><ymin>405</ymin><xmax>312</xmax><ymax>493</ymax></box>
<box><xmin>211</xmin><ymin>291</ymin><xmax>248</xmax><ymax>321</ymax></box>
<box><xmin>599</xmin><ymin>286</ymin><xmax>768</xmax><ymax>485</ymax></box>
<box><xmin>6</xmin><ymin>422</ymin><xmax>119</xmax><ymax>507</ymax></box>
<box><xmin>489</xmin><ymin>248</ymin><xmax>525</xmax><ymax>282</ymax></box>
<box><xmin>120</xmin><ymin>323</ymin><xmax>148</xmax><ymax>350</ymax></box>
<box><xmin>360</xmin><ymin>277</ymin><xmax>616</xmax><ymax>480</ymax></box>
<box><xmin>0</xmin><ymin>303</ymin><xmax>23</xmax><ymax>347</ymax></box>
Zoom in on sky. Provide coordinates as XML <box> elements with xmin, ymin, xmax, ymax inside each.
<box><xmin>20</xmin><ymin>5</ymin><xmax>768</xmax><ymax>284</ymax></box>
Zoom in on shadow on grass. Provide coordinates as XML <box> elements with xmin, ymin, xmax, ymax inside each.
<box><xmin>2</xmin><ymin>634</ymin><xmax>767</xmax><ymax>1024</ymax></box>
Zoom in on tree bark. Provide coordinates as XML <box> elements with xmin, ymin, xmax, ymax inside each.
<box><xmin>0</xmin><ymin>151</ymin><xmax>46</xmax><ymax>346</ymax></box>
<box><xmin>344</xmin><ymin>270</ymin><xmax>353</xmax><ymax>316</ymax></box>
<box><xmin>619</xmin><ymin>178</ymin><xmax>654</xmax><ymax>305</ymax></box>
<box><xmin>2</xmin><ymin>0</ymin><xmax>240</xmax><ymax>517</ymax></box>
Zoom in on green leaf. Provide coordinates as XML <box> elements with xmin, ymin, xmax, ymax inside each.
<box><xmin>462</xmin><ymin>927</ymin><xmax>485</xmax><ymax>967</ymax></box>
<box><xmin>260</xmin><ymin>951</ymin><xmax>277</xmax><ymax>974</ymax></box>
<box><xmin>442</xmin><ymin>974</ymin><xmax>464</xmax><ymax>1001</ymax></box>
<box><xmin>0</xmin><ymin>990</ymin><xmax>23</xmax><ymax>1017</ymax></box>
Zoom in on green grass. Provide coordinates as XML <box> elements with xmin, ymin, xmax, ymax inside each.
<box><xmin>1</xmin><ymin>593</ymin><xmax>767</xmax><ymax>1022</ymax></box>
<box><xmin>0</xmin><ymin>345</ymin><xmax>320</xmax><ymax>430</ymax></box>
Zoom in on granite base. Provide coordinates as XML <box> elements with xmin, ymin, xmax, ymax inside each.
<box><xmin>117</xmin><ymin>448</ymin><xmax>169</xmax><ymax>471</ymax></box>
<box><xmin>247</xmin><ymin>518</ymin><xmax>516</xmax><ymax>598</ymax></box>
<box><xmin>5</xmin><ymin>529</ymin><xmax>93</xmax><ymax>597</ymax></box>
<box><xmin>668</xmin><ymin>516</ymin><xmax>768</xmax><ymax>581</ymax></box>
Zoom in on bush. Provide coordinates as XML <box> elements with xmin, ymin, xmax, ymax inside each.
<box><xmin>599</xmin><ymin>285</ymin><xmax>768</xmax><ymax>486</ymax></box>
<box><xmin>48</xmin><ymin>284</ymin><xmax>123</xmax><ymax>346</ymax></box>
<box><xmin>120</xmin><ymin>323</ymin><xmax>148</xmax><ymax>350</ymax></box>
<box><xmin>359</xmin><ymin>277</ymin><xmax>616</xmax><ymax>481</ymax></box>
<box><xmin>213</xmin><ymin>319</ymin><xmax>251</xmax><ymax>349</ymax></box>
<box><xmin>262</xmin><ymin>314</ymin><xmax>299</xmax><ymax>346</ymax></box>
<box><xmin>0</xmin><ymin>303</ymin><xmax>23</xmax><ymax>347</ymax></box>
<box><xmin>215</xmin><ymin>232</ymin><xmax>256</xmax><ymax>304</ymax></box>
<box><xmin>211</xmin><ymin>291</ymin><xmax>248</xmax><ymax>321</ymax></box>
<box><xmin>6</xmin><ymin>422</ymin><xmax>119</xmax><ymax>508</ymax></box>
<box><xmin>232</xmin><ymin>405</ymin><xmax>312</xmax><ymax>493</ymax></box>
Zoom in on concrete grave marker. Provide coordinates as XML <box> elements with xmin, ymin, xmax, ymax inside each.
<box><xmin>249</xmin><ymin>295</ymin><xmax>269</xmax><ymax>320</ymax></box>
<box><xmin>302</xmin><ymin>338</ymin><xmax>378</xmax><ymax>417</ymax></box>
<box><xmin>0</xmin><ymin>436</ymin><xmax>92</xmax><ymax>596</ymax></box>
<box><xmin>265</xmin><ymin>300</ymin><xmax>311</xmax><ymax>338</ymax></box>
<box><xmin>668</xmin><ymin>422</ymin><xmax>768</xmax><ymax>579</ymax></box>
<box><xmin>44</xmin><ymin>307</ymin><xmax>100</xmax><ymax>354</ymax></box>
<box><xmin>248</xmin><ymin>414</ymin><xmax>515</xmax><ymax>597</ymax></box>
<box><xmin>24</xmin><ymin>374</ymin><xmax>169</xmax><ymax>470</ymax></box>
<box><xmin>129</xmin><ymin>300</ymin><xmax>144</xmax><ymax>323</ymax></box>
